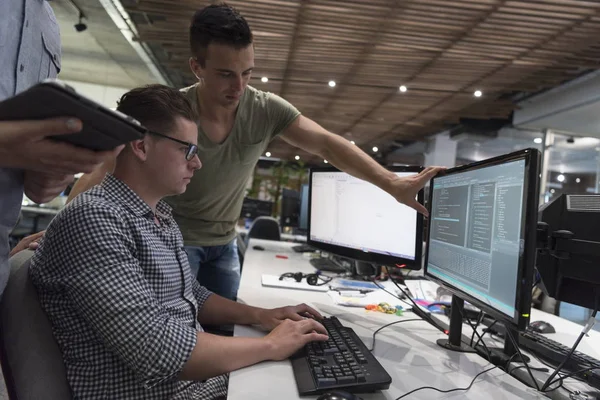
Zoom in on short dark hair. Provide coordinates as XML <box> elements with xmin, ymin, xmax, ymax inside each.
<box><xmin>116</xmin><ymin>85</ymin><xmax>197</xmax><ymax>134</ymax></box>
<box><xmin>189</xmin><ymin>3</ymin><xmax>253</xmax><ymax>66</ymax></box>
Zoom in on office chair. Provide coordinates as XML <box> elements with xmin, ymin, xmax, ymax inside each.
<box><xmin>0</xmin><ymin>250</ymin><xmax>72</xmax><ymax>400</ymax></box>
<box><xmin>246</xmin><ymin>216</ymin><xmax>281</xmax><ymax>244</ymax></box>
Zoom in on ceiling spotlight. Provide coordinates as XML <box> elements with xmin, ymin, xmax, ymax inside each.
<box><xmin>557</xmin><ymin>174</ymin><xmax>565</xmax><ymax>183</ymax></box>
<box><xmin>328</xmin><ymin>80</ymin><xmax>336</xmax><ymax>88</ymax></box>
<box><xmin>372</xmin><ymin>146</ymin><xmax>378</xmax><ymax>153</ymax></box>
<box><xmin>474</xmin><ymin>90</ymin><xmax>482</xmax><ymax>97</ymax></box>
<box><xmin>550</xmin><ymin>189</ymin><xmax>555</xmax><ymax>194</ymax></box>
<box><xmin>350</xmin><ymin>140</ymin><xmax>356</xmax><ymax>145</ymax></box>
<box><xmin>74</xmin><ymin>12</ymin><xmax>87</xmax><ymax>32</ymax></box>
<box><xmin>324</xmin><ymin>160</ymin><xmax>328</xmax><ymax>164</ymax></box>
<box><xmin>399</xmin><ymin>85</ymin><xmax>407</xmax><ymax>93</ymax></box>
<box><xmin>265</xmin><ymin>151</ymin><xmax>271</xmax><ymax>157</ymax></box>
<box><xmin>534</xmin><ymin>138</ymin><xmax>543</xmax><ymax>144</ymax></box>
<box><xmin>295</xmin><ymin>155</ymin><xmax>300</xmax><ymax>160</ymax></box>
<box><xmin>261</xmin><ymin>77</ymin><xmax>268</xmax><ymax>83</ymax></box>
<box><xmin>576</xmin><ymin>178</ymin><xmax>581</xmax><ymax>183</ymax></box>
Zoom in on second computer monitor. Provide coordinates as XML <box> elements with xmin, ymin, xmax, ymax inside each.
<box><xmin>308</xmin><ymin>166</ymin><xmax>424</xmax><ymax>269</ymax></box>
<box><xmin>299</xmin><ymin>184</ymin><xmax>309</xmax><ymax>231</ymax></box>
<box><xmin>424</xmin><ymin>149</ymin><xmax>540</xmax><ymax>329</ymax></box>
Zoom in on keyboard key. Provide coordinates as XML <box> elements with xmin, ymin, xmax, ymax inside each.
<box><xmin>356</xmin><ymin>374</ymin><xmax>366</xmax><ymax>382</ymax></box>
<box><xmin>317</xmin><ymin>377</ymin><xmax>337</xmax><ymax>387</ymax></box>
<box><xmin>337</xmin><ymin>375</ymin><xmax>356</xmax><ymax>384</ymax></box>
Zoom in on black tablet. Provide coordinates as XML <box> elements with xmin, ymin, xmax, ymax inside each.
<box><xmin>0</xmin><ymin>79</ymin><xmax>146</xmax><ymax>151</ymax></box>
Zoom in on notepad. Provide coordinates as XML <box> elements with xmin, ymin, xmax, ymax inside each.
<box><xmin>261</xmin><ymin>274</ymin><xmax>329</xmax><ymax>292</ymax></box>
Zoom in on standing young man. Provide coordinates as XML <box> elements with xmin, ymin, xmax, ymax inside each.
<box><xmin>69</xmin><ymin>4</ymin><xmax>441</xmax><ymax>301</ymax></box>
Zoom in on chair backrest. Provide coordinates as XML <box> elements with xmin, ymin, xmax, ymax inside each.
<box><xmin>0</xmin><ymin>250</ymin><xmax>71</xmax><ymax>400</ymax></box>
<box><xmin>247</xmin><ymin>216</ymin><xmax>281</xmax><ymax>242</ymax></box>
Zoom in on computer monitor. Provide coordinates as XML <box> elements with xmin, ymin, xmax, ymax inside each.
<box><xmin>240</xmin><ymin>198</ymin><xmax>273</xmax><ymax>220</ymax></box>
<box><xmin>299</xmin><ymin>184</ymin><xmax>309</xmax><ymax>231</ymax></box>
<box><xmin>307</xmin><ymin>166</ymin><xmax>424</xmax><ymax>270</ymax></box>
<box><xmin>424</xmin><ymin>149</ymin><xmax>540</xmax><ymax>360</ymax></box>
<box><xmin>280</xmin><ymin>189</ymin><xmax>300</xmax><ymax>228</ymax></box>
<box><xmin>536</xmin><ymin>194</ymin><xmax>600</xmax><ymax>310</ymax></box>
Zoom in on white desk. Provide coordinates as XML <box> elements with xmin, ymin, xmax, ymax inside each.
<box><xmin>229</xmin><ymin>239</ymin><xmax>581</xmax><ymax>400</ymax></box>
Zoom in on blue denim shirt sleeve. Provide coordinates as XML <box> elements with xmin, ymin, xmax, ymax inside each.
<box><xmin>0</xmin><ymin>0</ymin><xmax>62</xmax><ymax>296</ymax></box>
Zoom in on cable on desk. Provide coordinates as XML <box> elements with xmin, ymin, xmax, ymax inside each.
<box><xmin>505</xmin><ymin>325</ymin><xmax>541</xmax><ymax>391</ymax></box>
<box><xmin>473</xmin><ymin>319</ymin><xmax>498</xmax><ymax>349</ymax></box>
<box><xmin>539</xmin><ymin>306</ymin><xmax>598</xmax><ymax>392</ymax></box>
<box><xmin>508</xmin><ymin>364</ymin><xmax>549</xmax><ymax>375</ymax></box>
<box><xmin>368</xmin><ymin>318</ymin><xmax>423</xmax><ymax>352</ymax></box>
<box><xmin>386</xmin><ymin>278</ymin><xmax>448</xmax><ymax>333</ymax></box>
<box><xmin>462</xmin><ymin>313</ymin><xmax>493</xmax><ymax>363</ymax></box>
<box><xmin>544</xmin><ymin>366</ymin><xmax>599</xmax><ymax>393</ymax></box>
<box><xmin>394</xmin><ymin>365</ymin><xmax>497</xmax><ymax>399</ymax></box>
<box><xmin>469</xmin><ymin>311</ymin><xmax>485</xmax><ymax>347</ymax></box>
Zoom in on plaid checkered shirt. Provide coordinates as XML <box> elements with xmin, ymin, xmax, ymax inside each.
<box><xmin>29</xmin><ymin>174</ymin><xmax>228</xmax><ymax>399</ymax></box>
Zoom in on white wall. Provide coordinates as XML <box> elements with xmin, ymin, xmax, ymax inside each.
<box><xmin>63</xmin><ymin>79</ymin><xmax>129</xmax><ymax>109</ymax></box>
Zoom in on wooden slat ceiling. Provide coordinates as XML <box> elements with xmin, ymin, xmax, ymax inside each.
<box><xmin>125</xmin><ymin>0</ymin><xmax>600</xmax><ymax>163</ymax></box>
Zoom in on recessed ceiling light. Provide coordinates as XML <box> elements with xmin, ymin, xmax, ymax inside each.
<box><xmin>534</xmin><ymin>138</ymin><xmax>543</xmax><ymax>144</ymax></box>
<box><xmin>550</xmin><ymin>189</ymin><xmax>555</xmax><ymax>194</ymax></box>
<box><xmin>474</xmin><ymin>90</ymin><xmax>482</xmax><ymax>97</ymax></box>
<box><xmin>295</xmin><ymin>155</ymin><xmax>300</xmax><ymax>160</ymax></box>
<box><xmin>576</xmin><ymin>178</ymin><xmax>581</xmax><ymax>183</ymax></box>
<box><xmin>350</xmin><ymin>140</ymin><xmax>356</xmax><ymax>145</ymax></box>
<box><xmin>557</xmin><ymin>174</ymin><xmax>565</xmax><ymax>182</ymax></box>
<box><xmin>372</xmin><ymin>146</ymin><xmax>378</xmax><ymax>153</ymax></box>
<box><xmin>261</xmin><ymin>77</ymin><xmax>268</xmax><ymax>83</ymax></box>
<box><xmin>399</xmin><ymin>85</ymin><xmax>407</xmax><ymax>93</ymax></box>
<box><xmin>324</xmin><ymin>160</ymin><xmax>328</xmax><ymax>164</ymax></box>
<box><xmin>265</xmin><ymin>151</ymin><xmax>271</xmax><ymax>157</ymax></box>
<box><xmin>328</xmin><ymin>80</ymin><xmax>336</xmax><ymax>88</ymax></box>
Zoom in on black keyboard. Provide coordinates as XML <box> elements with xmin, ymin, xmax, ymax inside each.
<box><xmin>292</xmin><ymin>244</ymin><xmax>315</xmax><ymax>253</ymax></box>
<box><xmin>518</xmin><ymin>330</ymin><xmax>600</xmax><ymax>388</ymax></box>
<box><xmin>310</xmin><ymin>258</ymin><xmax>347</xmax><ymax>273</ymax></box>
<box><xmin>290</xmin><ymin>316</ymin><xmax>392</xmax><ymax>396</ymax></box>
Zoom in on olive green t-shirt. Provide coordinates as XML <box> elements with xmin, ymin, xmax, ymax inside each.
<box><xmin>166</xmin><ymin>84</ymin><xmax>301</xmax><ymax>246</ymax></box>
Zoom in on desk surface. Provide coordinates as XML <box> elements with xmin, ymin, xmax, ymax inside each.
<box><xmin>229</xmin><ymin>239</ymin><xmax>599</xmax><ymax>400</ymax></box>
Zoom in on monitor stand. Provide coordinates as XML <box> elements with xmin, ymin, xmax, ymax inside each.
<box><xmin>436</xmin><ymin>295</ymin><xmax>477</xmax><ymax>353</ymax></box>
<box><xmin>437</xmin><ymin>295</ymin><xmax>530</xmax><ymax>366</ymax></box>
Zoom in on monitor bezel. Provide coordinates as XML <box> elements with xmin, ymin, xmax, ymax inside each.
<box><xmin>307</xmin><ymin>165</ymin><xmax>425</xmax><ymax>270</ymax></box>
<box><xmin>423</xmin><ymin>148</ymin><xmax>540</xmax><ymax>330</ymax></box>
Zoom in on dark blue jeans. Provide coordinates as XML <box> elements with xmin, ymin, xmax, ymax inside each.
<box><xmin>185</xmin><ymin>239</ymin><xmax>240</xmax><ymax>301</ymax></box>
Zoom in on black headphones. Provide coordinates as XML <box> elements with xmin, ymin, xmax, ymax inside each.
<box><xmin>279</xmin><ymin>272</ymin><xmax>332</xmax><ymax>286</ymax></box>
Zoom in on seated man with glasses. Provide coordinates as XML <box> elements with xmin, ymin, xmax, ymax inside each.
<box><xmin>29</xmin><ymin>85</ymin><xmax>328</xmax><ymax>400</ymax></box>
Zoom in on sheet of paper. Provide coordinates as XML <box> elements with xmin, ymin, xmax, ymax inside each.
<box><xmin>327</xmin><ymin>289</ymin><xmax>405</xmax><ymax>308</ymax></box>
<box><xmin>261</xmin><ymin>274</ymin><xmax>329</xmax><ymax>292</ymax></box>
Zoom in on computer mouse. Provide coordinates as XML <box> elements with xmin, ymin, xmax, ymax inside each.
<box><xmin>252</xmin><ymin>245</ymin><xmax>265</xmax><ymax>251</ymax></box>
<box><xmin>316</xmin><ymin>391</ymin><xmax>363</xmax><ymax>400</ymax></box>
<box><xmin>529</xmin><ymin>320</ymin><xmax>556</xmax><ymax>334</ymax></box>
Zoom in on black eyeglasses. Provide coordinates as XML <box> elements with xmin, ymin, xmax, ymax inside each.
<box><xmin>148</xmin><ymin>131</ymin><xmax>199</xmax><ymax>161</ymax></box>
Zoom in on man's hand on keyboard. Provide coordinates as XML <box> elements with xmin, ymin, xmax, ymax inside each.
<box><xmin>264</xmin><ymin>319</ymin><xmax>329</xmax><ymax>361</ymax></box>
<box><xmin>255</xmin><ymin>303</ymin><xmax>323</xmax><ymax>331</ymax></box>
